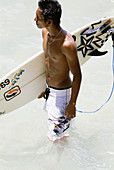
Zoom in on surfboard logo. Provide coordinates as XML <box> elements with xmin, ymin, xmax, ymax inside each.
<box><xmin>77</xmin><ymin>18</ymin><xmax>113</xmax><ymax>58</ymax></box>
<box><xmin>9</xmin><ymin>69</ymin><xmax>25</xmax><ymax>89</ymax></box>
<box><xmin>4</xmin><ymin>85</ymin><xmax>21</xmax><ymax>101</ymax></box>
<box><xmin>77</xmin><ymin>36</ymin><xmax>94</xmax><ymax>57</ymax></box>
<box><xmin>100</xmin><ymin>19</ymin><xmax>112</xmax><ymax>31</ymax></box>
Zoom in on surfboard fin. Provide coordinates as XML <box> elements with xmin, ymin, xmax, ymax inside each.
<box><xmin>88</xmin><ymin>49</ymin><xmax>108</xmax><ymax>56</ymax></box>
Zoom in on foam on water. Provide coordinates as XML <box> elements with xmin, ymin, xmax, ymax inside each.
<box><xmin>0</xmin><ymin>0</ymin><xmax>114</xmax><ymax>169</ymax></box>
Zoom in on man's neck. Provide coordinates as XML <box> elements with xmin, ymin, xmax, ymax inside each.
<box><xmin>47</xmin><ymin>26</ymin><xmax>61</xmax><ymax>38</ymax></box>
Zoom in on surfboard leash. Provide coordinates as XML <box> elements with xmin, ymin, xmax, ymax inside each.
<box><xmin>77</xmin><ymin>33</ymin><xmax>114</xmax><ymax>114</ymax></box>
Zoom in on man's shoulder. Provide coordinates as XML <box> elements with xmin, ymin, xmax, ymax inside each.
<box><xmin>62</xmin><ymin>32</ymin><xmax>76</xmax><ymax>53</ymax></box>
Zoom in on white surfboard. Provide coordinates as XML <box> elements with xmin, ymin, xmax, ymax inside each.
<box><xmin>0</xmin><ymin>16</ymin><xmax>114</xmax><ymax>115</ymax></box>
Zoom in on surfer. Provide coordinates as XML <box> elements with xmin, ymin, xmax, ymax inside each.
<box><xmin>34</xmin><ymin>0</ymin><xmax>82</xmax><ymax>141</ymax></box>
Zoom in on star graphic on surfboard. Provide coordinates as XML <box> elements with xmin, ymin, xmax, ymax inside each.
<box><xmin>77</xmin><ymin>36</ymin><xmax>94</xmax><ymax>58</ymax></box>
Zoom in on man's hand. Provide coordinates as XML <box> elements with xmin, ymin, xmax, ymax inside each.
<box><xmin>65</xmin><ymin>103</ymin><xmax>76</xmax><ymax>119</ymax></box>
<box><xmin>38</xmin><ymin>91</ymin><xmax>45</xmax><ymax>99</ymax></box>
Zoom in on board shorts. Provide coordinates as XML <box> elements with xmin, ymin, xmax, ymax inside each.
<box><xmin>44</xmin><ymin>85</ymin><xmax>72</xmax><ymax>142</ymax></box>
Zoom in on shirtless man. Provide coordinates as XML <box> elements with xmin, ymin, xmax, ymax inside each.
<box><xmin>34</xmin><ymin>0</ymin><xmax>82</xmax><ymax>141</ymax></box>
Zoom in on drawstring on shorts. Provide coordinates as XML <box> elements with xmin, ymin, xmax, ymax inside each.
<box><xmin>44</xmin><ymin>88</ymin><xmax>50</xmax><ymax>100</ymax></box>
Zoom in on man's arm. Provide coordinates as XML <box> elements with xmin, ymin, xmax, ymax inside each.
<box><xmin>62</xmin><ymin>38</ymin><xmax>82</xmax><ymax>119</ymax></box>
<box><xmin>38</xmin><ymin>28</ymin><xmax>47</xmax><ymax>99</ymax></box>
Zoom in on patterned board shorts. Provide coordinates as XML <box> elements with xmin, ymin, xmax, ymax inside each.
<box><xmin>44</xmin><ymin>85</ymin><xmax>72</xmax><ymax>142</ymax></box>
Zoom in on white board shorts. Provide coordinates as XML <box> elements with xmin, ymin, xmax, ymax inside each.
<box><xmin>44</xmin><ymin>85</ymin><xmax>72</xmax><ymax>142</ymax></box>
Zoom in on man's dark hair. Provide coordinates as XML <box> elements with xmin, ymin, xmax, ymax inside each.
<box><xmin>38</xmin><ymin>0</ymin><xmax>62</xmax><ymax>27</ymax></box>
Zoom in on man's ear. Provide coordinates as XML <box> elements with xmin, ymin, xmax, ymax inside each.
<box><xmin>48</xmin><ymin>20</ymin><xmax>51</xmax><ymax>24</ymax></box>
<box><xmin>47</xmin><ymin>20</ymin><xmax>53</xmax><ymax>26</ymax></box>
<box><xmin>45</xmin><ymin>20</ymin><xmax>53</xmax><ymax>27</ymax></box>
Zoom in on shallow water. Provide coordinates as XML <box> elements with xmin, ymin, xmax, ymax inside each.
<box><xmin>0</xmin><ymin>0</ymin><xmax>114</xmax><ymax>170</ymax></box>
